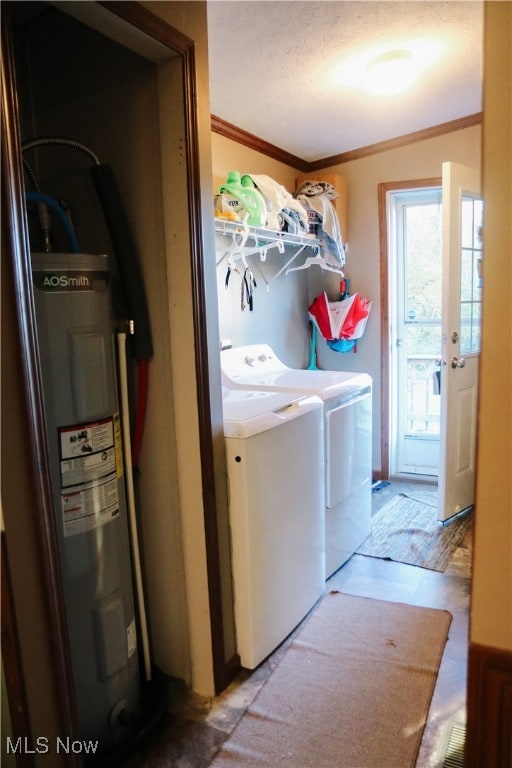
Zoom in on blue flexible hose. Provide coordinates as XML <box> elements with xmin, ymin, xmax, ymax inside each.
<box><xmin>307</xmin><ymin>322</ymin><xmax>318</xmax><ymax>370</ymax></box>
<box><xmin>25</xmin><ymin>190</ymin><xmax>79</xmax><ymax>253</ymax></box>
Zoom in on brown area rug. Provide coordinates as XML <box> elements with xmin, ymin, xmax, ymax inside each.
<box><xmin>210</xmin><ymin>591</ymin><xmax>451</xmax><ymax>768</ymax></box>
<box><xmin>356</xmin><ymin>493</ymin><xmax>472</xmax><ymax>572</ymax></box>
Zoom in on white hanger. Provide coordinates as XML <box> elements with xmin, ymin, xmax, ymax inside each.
<box><xmin>258</xmin><ymin>240</ymin><xmax>285</xmax><ymax>261</ymax></box>
<box><xmin>216</xmin><ymin>218</ymin><xmax>251</xmax><ymax>267</ymax></box>
<box><xmin>286</xmin><ymin>253</ymin><xmax>344</xmax><ymax>275</ymax></box>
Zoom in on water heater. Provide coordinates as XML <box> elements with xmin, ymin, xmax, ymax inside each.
<box><xmin>31</xmin><ymin>251</ymin><xmax>140</xmax><ymax>751</ymax></box>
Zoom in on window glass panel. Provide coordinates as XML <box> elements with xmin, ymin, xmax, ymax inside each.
<box><xmin>460</xmin><ymin>302</ymin><xmax>473</xmax><ymax>319</ymax></box>
<box><xmin>461</xmin><ymin>325</ymin><xmax>481</xmax><ymax>355</ymax></box>
<box><xmin>461</xmin><ymin>198</ymin><xmax>475</xmax><ymax>248</ymax></box>
<box><xmin>404</xmin><ymin>325</ymin><xmax>441</xmax><ymax>437</ymax></box>
<box><xmin>460</xmin><ymin>325</ymin><xmax>472</xmax><ymax>355</ymax></box>
<box><xmin>472</xmin><ymin>325</ymin><xmax>481</xmax><ymax>353</ymax></box>
<box><xmin>405</xmin><ymin>324</ymin><xmax>442</xmax><ymax>356</ymax></box>
<box><xmin>461</xmin><ymin>248</ymin><xmax>474</xmax><ymax>301</ymax></box>
<box><xmin>474</xmin><ymin>259</ymin><xmax>483</xmax><ymax>300</ymax></box>
<box><xmin>473</xmin><ymin>199</ymin><xmax>484</xmax><ymax>245</ymax></box>
<box><xmin>459</xmin><ymin>195</ymin><xmax>483</xmax><ymax>355</ymax></box>
<box><xmin>405</xmin><ymin>203</ymin><xmax>442</xmax><ymax>322</ymax></box>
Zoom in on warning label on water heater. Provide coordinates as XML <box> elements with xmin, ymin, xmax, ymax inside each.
<box><xmin>59</xmin><ymin>416</ymin><xmax>120</xmax><ymax>537</ymax></box>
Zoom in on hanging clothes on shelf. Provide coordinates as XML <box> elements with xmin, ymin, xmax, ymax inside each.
<box><xmin>225</xmin><ymin>259</ymin><xmax>257</xmax><ymax>311</ymax></box>
<box><xmin>240</xmin><ymin>173</ymin><xmax>309</xmax><ymax>234</ymax></box>
<box><xmin>243</xmin><ymin>267</ymin><xmax>257</xmax><ymax>311</ymax></box>
<box><xmin>295</xmin><ymin>180</ymin><xmax>346</xmax><ymax>266</ymax></box>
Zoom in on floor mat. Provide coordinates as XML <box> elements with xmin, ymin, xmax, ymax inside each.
<box><xmin>400</xmin><ymin>488</ymin><xmax>438</xmax><ymax>507</ymax></box>
<box><xmin>209</xmin><ymin>591</ymin><xmax>451</xmax><ymax>768</ymax></box>
<box><xmin>357</xmin><ymin>493</ymin><xmax>472</xmax><ymax>571</ymax></box>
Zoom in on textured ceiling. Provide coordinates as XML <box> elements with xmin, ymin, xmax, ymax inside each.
<box><xmin>207</xmin><ymin>1</ymin><xmax>483</xmax><ymax>162</ymax></box>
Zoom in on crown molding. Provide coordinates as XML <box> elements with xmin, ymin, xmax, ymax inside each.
<box><xmin>211</xmin><ymin>115</ymin><xmax>311</xmax><ymax>172</ymax></box>
<box><xmin>313</xmin><ymin>112</ymin><xmax>483</xmax><ymax>169</ymax></box>
<box><xmin>211</xmin><ymin>112</ymin><xmax>483</xmax><ymax>173</ymax></box>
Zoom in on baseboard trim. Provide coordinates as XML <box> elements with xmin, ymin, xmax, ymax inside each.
<box><xmin>466</xmin><ymin>642</ymin><xmax>512</xmax><ymax>767</ymax></box>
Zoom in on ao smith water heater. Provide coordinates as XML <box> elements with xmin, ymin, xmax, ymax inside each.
<box><xmin>32</xmin><ymin>251</ymin><xmax>140</xmax><ymax>749</ymax></box>
<box><xmin>24</xmin><ymin>138</ymin><xmax>156</xmax><ymax>759</ymax></box>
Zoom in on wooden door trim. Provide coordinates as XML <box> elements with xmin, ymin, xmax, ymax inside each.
<box><xmin>466</xmin><ymin>643</ymin><xmax>512</xmax><ymax>767</ymax></box>
<box><xmin>102</xmin><ymin>0</ymin><xmax>235</xmax><ymax>695</ymax></box>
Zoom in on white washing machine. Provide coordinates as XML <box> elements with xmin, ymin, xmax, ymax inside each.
<box><xmin>221</xmin><ymin>344</ymin><xmax>372</xmax><ymax>578</ymax></box>
<box><xmin>222</xmin><ymin>387</ymin><xmax>325</xmax><ymax>669</ymax></box>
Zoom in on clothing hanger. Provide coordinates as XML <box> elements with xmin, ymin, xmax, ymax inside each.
<box><xmin>286</xmin><ymin>253</ymin><xmax>344</xmax><ymax>275</ymax></box>
<box><xmin>258</xmin><ymin>240</ymin><xmax>285</xmax><ymax>261</ymax></box>
<box><xmin>216</xmin><ymin>221</ymin><xmax>251</xmax><ymax>266</ymax></box>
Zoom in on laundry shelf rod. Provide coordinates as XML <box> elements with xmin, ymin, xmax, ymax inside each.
<box><xmin>214</xmin><ymin>218</ymin><xmax>344</xmax><ymax>287</ymax></box>
<box><xmin>215</xmin><ymin>217</ymin><xmax>326</xmax><ymax>288</ymax></box>
<box><xmin>214</xmin><ymin>218</ymin><xmax>319</xmax><ymax>251</ymax></box>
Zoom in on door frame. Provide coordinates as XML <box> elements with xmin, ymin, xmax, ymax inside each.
<box><xmin>101</xmin><ymin>1</ymin><xmax>237</xmax><ymax>696</ymax></box>
<box><xmin>378</xmin><ymin>177</ymin><xmax>441</xmax><ymax>479</ymax></box>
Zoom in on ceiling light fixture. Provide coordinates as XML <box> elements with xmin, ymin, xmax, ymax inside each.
<box><xmin>364</xmin><ymin>50</ymin><xmax>416</xmax><ymax>96</ymax></box>
<box><xmin>331</xmin><ymin>39</ymin><xmax>443</xmax><ymax>97</ymax></box>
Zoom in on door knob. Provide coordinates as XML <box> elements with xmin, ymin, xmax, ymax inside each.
<box><xmin>434</xmin><ymin>358</ymin><xmax>446</xmax><ymax>367</ymax></box>
<box><xmin>451</xmin><ymin>357</ymin><xmax>466</xmax><ymax>369</ymax></box>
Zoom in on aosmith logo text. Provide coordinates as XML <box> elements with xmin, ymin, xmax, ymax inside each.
<box><xmin>33</xmin><ymin>270</ymin><xmax>108</xmax><ymax>292</ymax></box>
<box><xmin>44</xmin><ymin>274</ymin><xmax>90</xmax><ymax>288</ymax></box>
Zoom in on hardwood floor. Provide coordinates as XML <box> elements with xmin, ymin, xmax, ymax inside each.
<box><xmin>127</xmin><ymin>480</ymin><xmax>471</xmax><ymax>768</ymax></box>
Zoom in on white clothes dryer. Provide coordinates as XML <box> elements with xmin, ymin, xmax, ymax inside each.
<box><xmin>221</xmin><ymin>345</ymin><xmax>372</xmax><ymax>578</ymax></box>
<box><xmin>222</xmin><ymin>387</ymin><xmax>325</xmax><ymax>669</ymax></box>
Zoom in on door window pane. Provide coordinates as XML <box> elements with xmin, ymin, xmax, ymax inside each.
<box><xmin>405</xmin><ymin>325</ymin><xmax>441</xmax><ymax>437</ymax></box>
<box><xmin>405</xmin><ymin>203</ymin><xmax>442</xmax><ymax>322</ymax></box>
<box><xmin>460</xmin><ymin>195</ymin><xmax>483</xmax><ymax>354</ymax></box>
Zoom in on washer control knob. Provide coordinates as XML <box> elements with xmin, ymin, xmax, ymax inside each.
<box><xmin>245</xmin><ymin>355</ymin><xmax>255</xmax><ymax>366</ymax></box>
<box><xmin>258</xmin><ymin>354</ymin><xmax>267</xmax><ymax>362</ymax></box>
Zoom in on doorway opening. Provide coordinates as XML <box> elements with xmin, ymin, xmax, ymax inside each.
<box><xmin>388</xmin><ymin>185</ymin><xmax>442</xmax><ymax>477</ymax></box>
<box><xmin>378</xmin><ymin>178</ymin><xmax>441</xmax><ymax>482</ymax></box>
<box><xmin>380</xmin><ymin>166</ymin><xmax>482</xmax><ymax>518</ymax></box>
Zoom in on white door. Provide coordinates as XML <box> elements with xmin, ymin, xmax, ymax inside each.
<box><xmin>438</xmin><ymin>162</ymin><xmax>483</xmax><ymax>521</ymax></box>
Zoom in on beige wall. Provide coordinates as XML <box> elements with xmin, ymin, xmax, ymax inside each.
<box><xmin>143</xmin><ymin>2</ymin><xmax>216</xmax><ymax>696</ymax></box>
<box><xmin>470</xmin><ymin>1</ymin><xmax>512</xmax><ymax>652</ymax></box>
<box><xmin>211</xmin><ymin>132</ymin><xmax>300</xmax><ymax>193</ymax></box>
<box><xmin>148</xmin><ymin>4</ymin><xmax>238</xmax><ymax>685</ymax></box>
<box><xmin>137</xmin><ymin>1</ymin><xmax>230</xmax><ymax>695</ymax></box>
